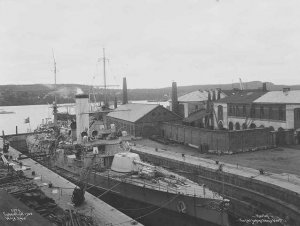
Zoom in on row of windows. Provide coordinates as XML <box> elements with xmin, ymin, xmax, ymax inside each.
<box><xmin>227</xmin><ymin>104</ymin><xmax>286</xmax><ymax>121</ymax></box>
<box><xmin>227</xmin><ymin>121</ymin><xmax>275</xmax><ymax>131</ymax></box>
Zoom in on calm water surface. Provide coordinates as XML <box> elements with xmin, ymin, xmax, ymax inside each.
<box><xmin>0</xmin><ymin>101</ymin><xmax>169</xmax><ymax>135</ymax></box>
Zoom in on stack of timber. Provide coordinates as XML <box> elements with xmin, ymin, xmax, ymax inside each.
<box><xmin>0</xmin><ymin>160</ymin><xmax>96</xmax><ymax>226</ymax></box>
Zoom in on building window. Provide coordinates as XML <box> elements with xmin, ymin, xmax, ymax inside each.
<box><xmin>229</xmin><ymin>105</ymin><xmax>233</xmax><ymax>116</ymax></box>
<box><xmin>243</xmin><ymin>105</ymin><xmax>246</xmax><ymax>116</ymax></box>
<box><xmin>250</xmin><ymin>105</ymin><xmax>255</xmax><ymax>117</ymax></box>
<box><xmin>269</xmin><ymin>107</ymin><xmax>273</xmax><ymax>120</ymax></box>
<box><xmin>297</xmin><ymin>109</ymin><xmax>300</xmax><ymax>120</ymax></box>
<box><xmin>235</xmin><ymin>122</ymin><xmax>240</xmax><ymax>130</ymax></box>
<box><xmin>218</xmin><ymin>105</ymin><xmax>223</xmax><ymax>121</ymax></box>
<box><xmin>260</xmin><ymin>106</ymin><xmax>264</xmax><ymax>119</ymax></box>
<box><xmin>236</xmin><ymin>106</ymin><xmax>240</xmax><ymax>116</ymax></box>
<box><xmin>279</xmin><ymin>106</ymin><xmax>285</xmax><ymax>121</ymax></box>
<box><xmin>228</xmin><ymin>122</ymin><xmax>233</xmax><ymax>130</ymax></box>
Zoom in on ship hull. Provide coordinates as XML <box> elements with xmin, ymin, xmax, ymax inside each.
<box><xmin>56</xmin><ymin>164</ymin><xmax>229</xmax><ymax>226</ymax></box>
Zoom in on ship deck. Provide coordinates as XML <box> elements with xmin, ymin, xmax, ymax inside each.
<box><xmin>98</xmin><ymin>169</ymin><xmax>224</xmax><ymax>201</ymax></box>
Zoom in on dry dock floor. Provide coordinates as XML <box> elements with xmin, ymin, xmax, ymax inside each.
<box><xmin>0</xmin><ymin>138</ymin><xmax>143</xmax><ymax>226</ymax></box>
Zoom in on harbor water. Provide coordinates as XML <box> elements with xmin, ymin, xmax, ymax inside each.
<box><xmin>0</xmin><ymin>101</ymin><xmax>169</xmax><ymax>135</ymax></box>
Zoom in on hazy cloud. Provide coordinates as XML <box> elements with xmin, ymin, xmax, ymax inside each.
<box><xmin>1</xmin><ymin>0</ymin><xmax>300</xmax><ymax>88</ymax></box>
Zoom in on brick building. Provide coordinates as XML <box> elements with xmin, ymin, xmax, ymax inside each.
<box><xmin>213</xmin><ymin>90</ymin><xmax>268</xmax><ymax>130</ymax></box>
<box><xmin>105</xmin><ymin>103</ymin><xmax>182</xmax><ymax>137</ymax></box>
<box><xmin>213</xmin><ymin>89</ymin><xmax>300</xmax><ymax>144</ymax></box>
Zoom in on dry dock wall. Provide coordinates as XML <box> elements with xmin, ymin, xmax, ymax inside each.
<box><xmin>161</xmin><ymin>123</ymin><xmax>274</xmax><ymax>153</ymax></box>
<box><xmin>132</xmin><ymin>149</ymin><xmax>300</xmax><ymax>225</ymax></box>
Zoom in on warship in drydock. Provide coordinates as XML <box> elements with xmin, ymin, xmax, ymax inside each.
<box><xmin>54</xmin><ymin>146</ymin><xmax>230</xmax><ymax>226</ymax></box>
<box><xmin>25</xmin><ymin>93</ymin><xmax>231</xmax><ymax>226</ymax></box>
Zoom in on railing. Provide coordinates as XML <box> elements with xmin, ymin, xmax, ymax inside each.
<box><xmin>107</xmin><ymin>173</ymin><xmax>221</xmax><ymax>200</ymax></box>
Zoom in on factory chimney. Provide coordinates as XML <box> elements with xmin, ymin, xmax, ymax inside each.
<box><xmin>122</xmin><ymin>77</ymin><xmax>128</xmax><ymax>104</ymax></box>
<box><xmin>75</xmin><ymin>94</ymin><xmax>89</xmax><ymax>144</ymax></box>
<box><xmin>114</xmin><ymin>95</ymin><xmax>118</xmax><ymax>109</ymax></box>
<box><xmin>171</xmin><ymin>82</ymin><xmax>179</xmax><ymax>114</ymax></box>
<box><xmin>262</xmin><ymin>82</ymin><xmax>267</xmax><ymax>92</ymax></box>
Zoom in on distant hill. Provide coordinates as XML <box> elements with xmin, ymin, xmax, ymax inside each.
<box><xmin>0</xmin><ymin>81</ymin><xmax>299</xmax><ymax>106</ymax></box>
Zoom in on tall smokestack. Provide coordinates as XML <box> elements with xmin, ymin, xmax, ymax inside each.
<box><xmin>171</xmin><ymin>82</ymin><xmax>179</xmax><ymax>114</ymax></box>
<box><xmin>122</xmin><ymin>77</ymin><xmax>128</xmax><ymax>104</ymax></box>
<box><xmin>114</xmin><ymin>95</ymin><xmax>118</xmax><ymax>109</ymax></box>
<box><xmin>262</xmin><ymin>82</ymin><xmax>267</xmax><ymax>92</ymax></box>
<box><xmin>75</xmin><ymin>94</ymin><xmax>89</xmax><ymax>144</ymax></box>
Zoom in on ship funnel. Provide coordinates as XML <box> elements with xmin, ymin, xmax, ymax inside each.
<box><xmin>75</xmin><ymin>94</ymin><xmax>89</xmax><ymax>143</ymax></box>
<box><xmin>122</xmin><ymin>77</ymin><xmax>128</xmax><ymax>104</ymax></box>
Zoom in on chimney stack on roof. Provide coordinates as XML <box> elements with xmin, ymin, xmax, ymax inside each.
<box><xmin>217</xmin><ymin>89</ymin><xmax>221</xmax><ymax>100</ymax></box>
<box><xmin>122</xmin><ymin>77</ymin><xmax>128</xmax><ymax>104</ymax></box>
<box><xmin>262</xmin><ymin>82</ymin><xmax>267</xmax><ymax>92</ymax></box>
<box><xmin>212</xmin><ymin>90</ymin><xmax>216</xmax><ymax>101</ymax></box>
<box><xmin>171</xmin><ymin>82</ymin><xmax>179</xmax><ymax>114</ymax></box>
<box><xmin>283</xmin><ymin>87</ymin><xmax>290</xmax><ymax>95</ymax></box>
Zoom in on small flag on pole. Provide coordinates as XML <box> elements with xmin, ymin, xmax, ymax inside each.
<box><xmin>24</xmin><ymin>117</ymin><xmax>30</xmax><ymax>124</ymax></box>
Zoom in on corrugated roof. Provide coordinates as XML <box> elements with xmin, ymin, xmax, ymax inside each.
<box><xmin>254</xmin><ymin>90</ymin><xmax>300</xmax><ymax>104</ymax></box>
<box><xmin>215</xmin><ymin>90</ymin><xmax>267</xmax><ymax>104</ymax></box>
<box><xmin>178</xmin><ymin>90</ymin><xmax>226</xmax><ymax>102</ymax></box>
<box><xmin>106</xmin><ymin>103</ymin><xmax>159</xmax><ymax>122</ymax></box>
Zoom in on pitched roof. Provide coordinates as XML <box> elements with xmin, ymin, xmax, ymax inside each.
<box><xmin>106</xmin><ymin>103</ymin><xmax>159</xmax><ymax>122</ymax></box>
<box><xmin>215</xmin><ymin>90</ymin><xmax>267</xmax><ymax>104</ymax></box>
<box><xmin>254</xmin><ymin>90</ymin><xmax>300</xmax><ymax>104</ymax></box>
<box><xmin>183</xmin><ymin>109</ymin><xmax>210</xmax><ymax>123</ymax></box>
<box><xmin>178</xmin><ymin>90</ymin><xmax>226</xmax><ymax>102</ymax></box>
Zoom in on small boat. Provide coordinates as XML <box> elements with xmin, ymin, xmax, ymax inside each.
<box><xmin>0</xmin><ymin>110</ymin><xmax>15</xmax><ymax>114</ymax></box>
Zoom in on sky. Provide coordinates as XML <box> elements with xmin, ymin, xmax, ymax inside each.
<box><xmin>1</xmin><ymin>0</ymin><xmax>300</xmax><ymax>89</ymax></box>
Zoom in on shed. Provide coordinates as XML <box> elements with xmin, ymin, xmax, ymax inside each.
<box><xmin>106</xmin><ymin>103</ymin><xmax>182</xmax><ymax>137</ymax></box>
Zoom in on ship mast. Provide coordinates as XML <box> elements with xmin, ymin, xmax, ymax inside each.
<box><xmin>52</xmin><ymin>49</ymin><xmax>58</xmax><ymax>126</ymax></box>
<box><xmin>98</xmin><ymin>48</ymin><xmax>109</xmax><ymax>107</ymax></box>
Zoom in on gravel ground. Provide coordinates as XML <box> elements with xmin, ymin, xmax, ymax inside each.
<box><xmin>134</xmin><ymin>139</ymin><xmax>300</xmax><ymax>176</ymax></box>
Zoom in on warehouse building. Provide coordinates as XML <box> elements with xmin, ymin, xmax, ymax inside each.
<box><xmin>105</xmin><ymin>103</ymin><xmax>182</xmax><ymax>137</ymax></box>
